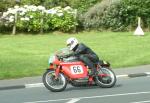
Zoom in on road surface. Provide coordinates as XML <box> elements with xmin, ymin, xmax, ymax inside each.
<box><xmin>0</xmin><ymin>76</ymin><xmax>150</xmax><ymax>103</ymax></box>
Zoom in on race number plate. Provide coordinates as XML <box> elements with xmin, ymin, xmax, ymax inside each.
<box><xmin>70</xmin><ymin>65</ymin><xmax>83</xmax><ymax>74</ymax></box>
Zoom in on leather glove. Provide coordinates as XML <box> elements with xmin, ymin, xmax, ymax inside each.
<box><xmin>62</xmin><ymin>54</ymin><xmax>70</xmax><ymax>58</ymax></box>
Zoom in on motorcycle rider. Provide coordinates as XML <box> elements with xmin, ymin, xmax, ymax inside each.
<box><xmin>64</xmin><ymin>37</ymin><xmax>102</xmax><ymax>76</ymax></box>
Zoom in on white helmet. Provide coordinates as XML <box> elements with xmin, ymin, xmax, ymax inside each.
<box><xmin>66</xmin><ymin>37</ymin><xmax>78</xmax><ymax>50</ymax></box>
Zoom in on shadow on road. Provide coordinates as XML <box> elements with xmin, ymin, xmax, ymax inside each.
<box><xmin>63</xmin><ymin>84</ymin><xmax>122</xmax><ymax>92</ymax></box>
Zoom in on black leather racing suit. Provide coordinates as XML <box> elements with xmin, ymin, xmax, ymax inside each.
<box><xmin>68</xmin><ymin>43</ymin><xmax>100</xmax><ymax>75</ymax></box>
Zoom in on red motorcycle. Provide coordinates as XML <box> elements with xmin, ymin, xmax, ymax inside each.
<box><xmin>43</xmin><ymin>48</ymin><xmax>116</xmax><ymax>92</ymax></box>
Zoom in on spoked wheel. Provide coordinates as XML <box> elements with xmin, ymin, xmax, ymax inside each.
<box><xmin>95</xmin><ymin>67</ymin><xmax>116</xmax><ymax>88</ymax></box>
<box><xmin>43</xmin><ymin>70</ymin><xmax>67</xmax><ymax>92</ymax></box>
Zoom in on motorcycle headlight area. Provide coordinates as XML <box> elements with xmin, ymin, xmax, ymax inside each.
<box><xmin>48</xmin><ymin>55</ymin><xmax>55</xmax><ymax>64</ymax></box>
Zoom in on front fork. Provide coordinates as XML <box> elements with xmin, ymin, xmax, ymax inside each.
<box><xmin>54</xmin><ymin>66</ymin><xmax>60</xmax><ymax>79</ymax></box>
<box><xmin>97</xmin><ymin>65</ymin><xmax>111</xmax><ymax>77</ymax></box>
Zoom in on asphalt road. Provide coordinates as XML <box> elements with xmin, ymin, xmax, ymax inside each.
<box><xmin>0</xmin><ymin>76</ymin><xmax>150</xmax><ymax>103</ymax></box>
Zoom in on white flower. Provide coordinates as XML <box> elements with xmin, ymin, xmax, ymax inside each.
<box><xmin>9</xmin><ymin>17</ymin><xmax>14</xmax><ymax>22</ymax></box>
<box><xmin>37</xmin><ymin>6</ymin><xmax>45</xmax><ymax>11</ymax></box>
<box><xmin>7</xmin><ymin>8</ymin><xmax>17</xmax><ymax>14</ymax></box>
<box><xmin>17</xmin><ymin>7</ymin><xmax>26</xmax><ymax>16</ymax></box>
<box><xmin>30</xmin><ymin>15</ymin><xmax>33</xmax><ymax>18</ymax></box>
<box><xmin>2</xmin><ymin>12</ymin><xmax>8</xmax><ymax>18</ymax></box>
<box><xmin>20</xmin><ymin>17</ymin><xmax>29</xmax><ymax>21</ymax></box>
<box><xmin>14</xmin><ymin>5</ymin><xmax>19</xmax><ymax>9</ymax></box>
<box><xmin>54</xmin><ymin>6</ymin><xmax>61</xmax><ymax>10</ymax></box>
<box><xmin>27</xmin><ymin>5</ymin><xmax>37</xmax><ymax>11</ymax></box>
<box><xmin>46</xmin><ymin>9</ymin><xmax>57</xmax><ymax>14</ymax></box>
<box><xmin>10</xmin><ymin>16</ymin><xmax>14</xmax><ymax>19</ymax></box>
<box><xmin>67</xmin><ymin>9</ymin><xmax>77</xmax><ymax>16</ymax></box>
<box><xmin>20</xmin><ymin>12</ymin><xmax>25</xmax><ymax>16</ymax></box>
<box><xmin>8</xmin><ymin>8</ymin><xmax>12</xmax><ymax>11</ymax></box>
<box><xmin>24</xmin><ymin>5</ymin><xmax>29</xmax><ymax>8</ymax></box>
<box><xmin>57</xmin><ymin>13</ymin><xmax>63</xmax><ymax>17</ymax></box>
<box><xmin>24</xmin><ymin>17</ymin><xmax>30</xmax><ymax>21</ymax></box>
<box><xmin>20</xmin><ymin>18</ymin><xmax>24</xmax><ymax>21</ymax></box>
<box><xmin>18</xmin><ymin>7</ymin><xmax>27</xmax><ymax>12</ymax></box>
<box><xmin>64</xmin><ymin>6</ymin><xmax>72</xmax><ymax>11</ymax></box>
<box><xmin>57</xmin><ymin>10</ymin><xmax>63</xmax><ymax>13</ymax></box>
<box><xmin>72</xmin><ymin>9</ymin><xmax>77</xmax><ymax>16</ymax></box>
<box><xmin>5</xmin><ymin>23</ymin><xmax>9</xmax><ymax>26</ymax></box>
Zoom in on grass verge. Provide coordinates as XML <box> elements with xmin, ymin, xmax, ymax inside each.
<box><xmin>0</xmin><ymin>31</ymin><xmax>150</xmax><ymax>79</ymax></box>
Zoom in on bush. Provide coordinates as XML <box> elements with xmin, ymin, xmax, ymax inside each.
<box><xmin>101</xmin><ymin>1</ymin><xmax>130</xmax><ymax>31</ymax></box>
<box><xmin>81</xmin><ymin>0</ymin><xmax>150</xmax><ymax>31</ymax></box>
<box><xmin>45</xmin><ymin>6</ymin><xmax>77</xmax><ymax>32</ymax></box>
<box><xmin>20</xmin><ymin>0</ymin><xmax>100</xmax><ymax>13</ymax></box>
<box><xmin>49</xmin><ymin>12</ymin><xmax>77</xmax><ymax>32</ymax></box>
<box><xmin>0</xmin><ymin>0</ymin><xmax>15</xmax><ymax>12</ymax></box>
<box><xmin>81</xmin><ymin>0</ymin><xmax>111</xmax><ymax>30</ymax></box>
<box><xmin>102</xmin><ymin>0</ymin><xmax>150</xmax><ymax>31</ymax></box>
<box><xmin>123</xmin><ymin>0</ymin><xmax>150</xmax><ymax>29</ymax></box>
<box><xmin>0</xmin><ymin>5</ymin><xmax>77</xmax><ymax>33</ymax></box>
<box><xmin>21</xmin><ymin>0</ymin><xmax>41</xmax><ymax>5</ymax></box>
<box><xmin>69</xmin><ymin>0</ymin><xmax>101</xmax><ymax>13</ymax></box>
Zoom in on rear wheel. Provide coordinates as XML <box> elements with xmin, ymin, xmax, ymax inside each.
<box><xmin>43</xmin><ymin>70</ymin><xmax>67</xmax><ymax>92</ymax></box>
<box><xmin>95</xmin><ymin>67</ymin><xmax>116</xmax><ymax>88</ymax></box>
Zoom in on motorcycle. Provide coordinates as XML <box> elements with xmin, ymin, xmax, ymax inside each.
<box><xmin>43</xmin><ymin>48</ymin><xmax>116</xmax><ymax>92</ymax></box>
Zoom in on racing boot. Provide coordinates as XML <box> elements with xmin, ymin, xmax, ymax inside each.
<box><xmin>89</xmin><ymin>68</ymin><xmax>97</xmax><ymax>76</ymax></box>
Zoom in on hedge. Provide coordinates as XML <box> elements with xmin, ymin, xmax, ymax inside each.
<box><xmin>0</xmin><ymin>5</ymin><xmax>77</xmax><ymax>33</ymax></box>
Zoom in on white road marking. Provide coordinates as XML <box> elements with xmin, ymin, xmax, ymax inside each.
<box><xmin>116</xmin><ymin>75</ymin><xmax>128</xmax><ymax>78</ymax></box>
<box><xmin>25</xmin><ymin>83</ymin><xmax>44</xmax><ymax>88</ymax></box>
<box><xmin>145</xmin><ymin>72</ymin><xmax>150</xmax><ymax>75</ymax></box>
<box><xmin>131</xmin><ymin>100</ymin><xmax>150</xmax><ymax>103</ymax></box>
<box><xmin>24</xmin><ymin>91</ymin><xmax>150</xmax><ymax>103</ymax></box>
<box><xmin>24</xmin><ymin>74</ymin><xmax>150</xmax><ymax>88</ymax></box>
<box><xmin>66</xmin><ymin>98</ymin><xmax>80</xmax><ymax>103</ymax></box>
<box><xmin>24</xmin><ymin>98</ymin><xmax>72</xmax><ymax>103</ymax></box>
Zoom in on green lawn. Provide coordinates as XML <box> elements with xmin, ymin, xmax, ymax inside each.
<box><xmin>0</xmin><ymin>31</ymin><xmax>150</xmax><ymax>79</ymax></box>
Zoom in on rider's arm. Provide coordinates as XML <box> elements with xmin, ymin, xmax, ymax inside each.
<box><xmin>65</xmin><ymin>43</ymin><xmax>87</xmax><ymax>57</ymax></box>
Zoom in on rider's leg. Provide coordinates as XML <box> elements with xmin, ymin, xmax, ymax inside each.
<box><xmin>79</xmin><ymin>55</ymin><xmax>97</xmax><ymax>76</ymax></box>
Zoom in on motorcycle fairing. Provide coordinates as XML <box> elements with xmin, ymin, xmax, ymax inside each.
<box><xmin>60</xmin><ymin>61</ymin><xmax>88</xmax><ymax>79</ymax></box>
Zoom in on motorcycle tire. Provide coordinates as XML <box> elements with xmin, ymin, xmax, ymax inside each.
<box><xmin>95</xmin><ymin>67</ymin><xmax>116</xmax><ymax>88</ymax></box>
<box><xmin>43</xmin><ymin>70</ymin><xmax>67</xmax><ymax>92</ymax></box>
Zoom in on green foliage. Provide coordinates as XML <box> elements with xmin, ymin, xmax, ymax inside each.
<box><xmin>123</xmin><ymin>0</ymin><xmax>150</xmax><ymax>28</ymax></box>
<box><xmin>21</xmin><ymin>0</ymin><xmax>41</xmax><ymax>5</ymax></box>
<box><xmin>49</xmin><ymin>12</ymin><xmax>77</xmax><ymax>32</ymax></box>
<box><xmin>0</xmin><ymin>0</ymin><xmax>15</xmax><ymax>12</ymax></box>
<box><xmin>101</xmin><ymin>2</ymin><xmax>130</xmax><ymax>31</ymax></box>
<box><xmin>16</xmin><ymin>11</ymin><xmax>41</xmax><ymax>32</ymax></box>
<box><xmin>21</xmin><ymin>0</ymin><xmax>100</xmax><ymax>13</ymax></box>
<box><xmin>81</xmin><ymin>0</ymin><xmax>111</xmax><ymax>30</ymax></box>
<box><xmin>0</xmin><ymin>0</ymin><xmax>102</xmax><ymax>32</ymax></box>
<box><xmin>1</xmin><ymin>5</ymin><xmax>77</xmax><ymax>33</ymax></box>
<box><xmin>1</xmin><ymin>0</ymin><xmax>150</xmax><ymax>32</ymax></box>
<box><xmin>69</xmin><ymin>0</ymin><xmax>101</xmax><ymax>13</ymax></box>
<box><xmin>45</xmin><ymin>0</ymin><xmax>69</xmax><ymax>8</ymax></box>
<box><xmin>102</xmin><ymin>0</ymin><xmax>150</xmax><ymax>31</ymax></box>
<box><xmin>81</xmin><ymin>0</ymin><xmax>150</xmax><ymax>31</ymax></box>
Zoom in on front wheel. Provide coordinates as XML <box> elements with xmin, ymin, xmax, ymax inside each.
<box><xmin>95</xmin><ymin>67</ymin><xmax>116</xmax><ymax>88</ymax></box>
<box><xmin>43</xmin><ymin>70</ymin><xmax>67</xmax><ymax>92</ymax></box>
